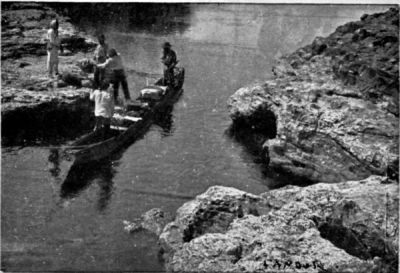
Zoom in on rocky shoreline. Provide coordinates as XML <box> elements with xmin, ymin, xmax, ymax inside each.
<box><xmin>159</xmin><ymin>176</ymin><xmax>398</xmax><ymax>272</ymax></box>
<box><xmin>2</xmin><ymin>4</ymin><xmax>399</xmax><ymax>273</ymax></box>
<box><xmin>228</xmin><ymin>7</ymin><xmax>399</xmax><ymax>184</ymax></box>
<box><xmin>157</xmin><ymin>7</ymin><xmax>399</xmax><ymax>273</ymax></box>
<box><xmin>1</xmin><ymin>2</ymin><xmax>97</xmax><ymax>145</ymax></box>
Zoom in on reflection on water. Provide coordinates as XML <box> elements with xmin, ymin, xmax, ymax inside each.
<box><xmin>57</xmin><ymin>93</ymin><xmax>180</xmax><ymax>208</ymax></box>
<box><xmin>225</xmin><ymin>126</ymin><xmax>268</xmax><ymax>163</ymax></box>
<box><xmin>52</xmin><ymin>2</ymin><xmax>192</xmax><ymax>35</ymax></box>
<box><xmin>2</xmin><ymin>4</ymin><xmax>394</xmax><ymax>272</ymax></box>
<box><xmin>48</xmin><ymin>148</ymin><xmax>61</xmax><ymax>178</ymax></box>
<box><xmin>48</xmin><ymin>146</ymin><xmax>117</xmax><ymax>212</ymax></box>
<box><xmin>226</xmin><ymin>125</ymin><xmax>315</xmax><ymax>189</ymax></box>
<box><xmin>154</xmin><ymin>105</ymin><xmax>175</xmax><ymax>137</ymax></box>
<box><xmin>60</xmin><ymin>160</ymin><xmax>116</xmax><ymax>212</ymax></box>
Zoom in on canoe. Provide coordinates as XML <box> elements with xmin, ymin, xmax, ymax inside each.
<box><xmin>62</xmin><ymin>67</ymin><xmax>185</xmax><ymax>166</ymax></box>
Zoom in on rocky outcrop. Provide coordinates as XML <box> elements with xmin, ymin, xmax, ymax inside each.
<box><xmin>1</xmin><ymin>2</ymin><xmax>96</xmax><ymax>60</ymax></box>
<box><xmin>162</xmin><ymin>10</ymin><xmax>399</xmax><ymax>271</ymax></box>
<box><xmin>227</xmin><ymin>7</ymin><xmax>399</xmax><ymax>183</ymax></box>
<box><xmin>288</xmin><ymin>7</ymin><xmax>399</xmax><ymax>116</ymax></box>
<box><xmin>124</xmin><ymin>208</ymin><xmax>173</xmax><ymax>236</ymax></box>
<box><xmin>1</xmin><ymin>3</ymin><xmax>98</xmax><ymax>146</ymax></box>
<box><xmin>1</xmin><ymin>2</ymin><xmax>96</xmax><ymax>89</ymax></box>
<box><xmin>1</xmin><ymin>86</ymin><xmax>93</xmax><ymax>146</ymax></box>
<box><xmin>159</xmin><ymin>176</ymin><xmax>398</xmax><ymax>272</ymax></box>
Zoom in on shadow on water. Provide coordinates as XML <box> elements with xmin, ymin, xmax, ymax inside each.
<box><xmin>226</xmin><ymin>126</ymin><xmax>268</xmax><ymax>163</ymax></box>
<box><xmin>51</xmin><ymin>95</ymin><xmax>182</xmax><ymax>208</ymax></box>
<box><xmin>1</xmin><ymin>101</ymin><xmax>94</xmax><ymax>147</ymax></box>
<box><xmin>50</xmin><ymin>2</ymin><xmax>192</xmax><ymax>35</ymax></box>
<box><xmin>226</xmin><ymin>124</ymin><xmax>314</xmax><ymax>189</ymax></box>
<box><xmin>154</xmin><ymin>105</ymin><xmax>175</xmax><ymax>137</ymax></box>
<box><xmin>152</xmin><ymin>87</ymin><xmax>184</xmax><ymax>137</ymax></box>
<box><xmin>48</xmin><ymin>148</ymin><xmax>62</xmax><ymax>177</ymax></box>
<box><xmin>60</xmin><ymin>159</ymin><xmax>116</xmax><ymax>212</ymax></box>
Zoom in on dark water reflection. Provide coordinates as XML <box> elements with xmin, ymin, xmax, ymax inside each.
<box><xmin>52</xmin><ymin>2</ymin><xmax>192</xmax><ymax>35</ymax></box>
<box><xmin>57</xmin><ymin>98</ymin><xmax>178</xmax><ymax>211</ymax></box>
<box><xmin>60</xmin><ymin>161</ymin><xmax>116</xmax><ymax>212</ymax></box>
<box><xmin>154</xmin><ymin>106</ymin><xmax>175</xmax><ymax>137</ymax></box>
<box><xmin>48</xmin><ymin>148</ymin><xmax>61</xmax><ymax>177</ymax></box>
<box><xmin>2</xmin><ymin>4</ymin><xmax>394</xmax><ymax>272</ymax></box>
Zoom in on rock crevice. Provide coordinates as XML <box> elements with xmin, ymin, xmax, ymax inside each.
<box><xmin>228</xmin><ymin>7</ymin><xmax>399</xmax><ymax>184</ymax></box>
<box><xmin>159</xmin><ymin>7</ymin><xmax>399</xmax><ymax>273</ymax></box>
<box><xmin>159</xmin><ymin>177</ymin><xmax>398</xmax><ymax>272</ymax></box>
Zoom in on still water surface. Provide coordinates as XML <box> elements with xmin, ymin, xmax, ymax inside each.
<box><xmin>1</xmin><ymin>4</ymin><xmax>391</xmax><ymax>271</ymax></box>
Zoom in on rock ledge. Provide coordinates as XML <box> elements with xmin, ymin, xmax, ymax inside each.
<box><xmin>159</xmin><ymin>176</ymin><xmax>398</xmax><ymax>272</ymax></box>
<box><xmin>227</xmin><ymin>7</ymin><xmax>399</xmax><ymax>183</ymax></box>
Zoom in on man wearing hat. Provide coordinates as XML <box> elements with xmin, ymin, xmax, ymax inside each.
<box><xmin>161</xmin><ymin>42</ymin><xmax>177</xmax><ymax>86</ymax></box>
<box><xmin>47</xmin><ymin>19</ymin><xmax>62</xmax><ymax>78</ymax></box>
<box><xmin>93</xmin><ymin>34</ymin><xmax>109</xmax><ymax>89</ymax></box>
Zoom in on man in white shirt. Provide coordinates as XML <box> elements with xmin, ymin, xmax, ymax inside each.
<box><xmin>97</xmin><ymin>48</ymin><xmax>131</xmax><ymax>104</ymax></box>
<box><xmin>90</xmin><ymin>81</ymin><xmax>115</xmax><ymax>134</ymax></box>
<box><xmin>47</xmin><ymin>19</ymin><xmax>62</xmax><ymax>78</ymax></box>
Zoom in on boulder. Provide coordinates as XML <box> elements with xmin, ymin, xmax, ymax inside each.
<box><xmin>227</xmin><ymin>84</ymin><xmax>277</xmax><ymax>138</ymax></box>
<box><xmin>160</xmin><ymin>176</ymin><xmax>398</xmax><ymax>273</ymax></box>
<box><xmin>124</xmin><ymin>208</ymin><xmax>173</xmax><ymax>236</ymax></box>
<box><xmin>159</xmin><ymin>186</ymin><xmax>264</xmax><ymax>263</ymax></box>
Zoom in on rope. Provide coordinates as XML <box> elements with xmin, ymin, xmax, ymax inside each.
<box><xmin>32</xmin><ymin>144</ymin><xmax>93</xmax><ymax>150</ymax></box>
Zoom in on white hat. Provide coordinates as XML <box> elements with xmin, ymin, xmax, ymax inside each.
<box><xmin>50</xmin><ymin>19</ymin><xmax>58</xmax><ymax>29</ymax></box>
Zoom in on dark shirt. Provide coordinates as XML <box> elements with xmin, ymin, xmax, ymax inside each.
<box><xmin>162</xmin><ymin>49</ymin><xmax>177</xmax><ymax>68</ymax></box>
<box><xmin>94</xmin><ymin>43</ymin><xmax>109</xmax><ymax>64</ymax></box>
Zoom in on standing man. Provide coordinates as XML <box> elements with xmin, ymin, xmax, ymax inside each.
<box><xmin>93</xmin><ymin>34</ymin><xmax>109</xmax><ymax>89</ymax></box>
<box><xmin>161</xmin><ymin>42</ymin><xmax>177</xmax><ymax>86</ymax></box>
<box><xmin>89</xmin><ymin>81</ymin><xmax>114</xmax><ymax>135</ymax></box>
<box><xmin>47</xmin><ymin>19</ymin><xmax>63</xmax><ymax>78</ymax></box>
<box><xmin>97</xmin><ymin>48</ymin><xmax>132</xmax><ymax>104</ymax></box>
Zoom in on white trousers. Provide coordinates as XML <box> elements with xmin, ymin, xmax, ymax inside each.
<box><xmin>47</xmin><ymin>49</ymin><xmax>59</xmax><ymax>77</ymax></box>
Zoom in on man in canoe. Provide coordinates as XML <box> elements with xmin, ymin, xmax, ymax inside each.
<box><xmin>97</xmin><ymin>48</ymin><xmax>132</xmax><ymax>104</ymax></box>
<box><xmin>161</xmin><ymin>42</ymin><xmax>177</xmax><ymax>86</ymax></box>
<box><xmin>90</xmin><ymin>80</ymin><xmax>114</xmax><ymax>135</ymax></box>
<box><xmin>93</xmin><ymin>34</ymin><xmax>109</xmax><ymax>89</ymax></box>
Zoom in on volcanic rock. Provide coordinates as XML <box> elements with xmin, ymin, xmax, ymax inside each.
<box><xmin>227</xmin><ymin>7</ymin><xmax>399</xmax><ymax>183</ymax></box>
<box><xmin>1</xmin><ymin>3</ymin><xmax>97</xmax><ymax>146</ymax></box>
<box><xmin>1</xmin><ymin>3</ymin><xmax>96</xmax><ymax>60</ymax></box>
<box><xmin>124</xmin><ymin>208</ymin><xmax>173</xmax><ymax>236</ymax></box>
<box><xmin>159</xmin><ymin>176</ymin><xmax>398</xmax><ymax>272</ymax></box>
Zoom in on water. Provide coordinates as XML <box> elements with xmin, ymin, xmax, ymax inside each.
<box><xmin>1</xmin><ymin>4</ymin><xmax>392</xmax><ymax>272</ymax></box>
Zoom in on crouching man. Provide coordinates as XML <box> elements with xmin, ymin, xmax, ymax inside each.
<box><xmin>90</xmin><ymin>81</ymin><xmax>114</xmax><ymax>136</ymax></box>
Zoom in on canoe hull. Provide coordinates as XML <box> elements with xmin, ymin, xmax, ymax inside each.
<box><xmin>65</xmin><ymin>72</ymin><xmax>184</xmax><ymax>166</ymax></box>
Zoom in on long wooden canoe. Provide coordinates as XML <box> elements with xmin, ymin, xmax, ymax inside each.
<box><xmin>62</xmin><ymin>67</ymin><xmax>185</xmax><ymax>166</ymax></box>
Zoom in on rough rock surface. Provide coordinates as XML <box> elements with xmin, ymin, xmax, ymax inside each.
<box><xmin>1</xmin><ymin>3</ymin><xmax>97</xmax><ymax>145</ymax></box>
<box><xmin>1</xmin><ymin>2</ymin><xmax>96</xmax><ymax>60</ymax></box>
<box><xmin>227</xmin><ymin>7</ymin><xmax>399</xmax><ymax>183</ymax></box>
<box><xmin>124</xmin><ymin>208</ymin><xmax>173</xmax><ymax>236</ymax></box>
<box><xmin>159</xmin><ymin>176</ymin><xmax>398</xmax><ymax>272</ymax></box>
